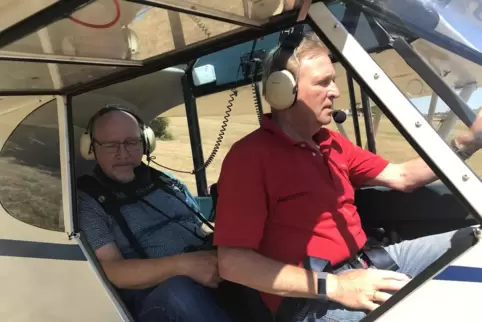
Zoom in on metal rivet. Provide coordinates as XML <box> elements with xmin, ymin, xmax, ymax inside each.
<box><xmin>374</xmin><ymin>73</ymin><xmax>379</xmax><ymax>80</ymax></box>
<box><xmin>334</xmin><ymin>23</ymin><xmax>339</xmax><ymax>28</ymax></box>
<box><xmin>415</xmin><ymin>121</ymin><xmax>422</xmax><ymax>128</ymax></box>
<box><xmin>462</xmin><ymin>174</ymin><xmax>470</xmax><ymax>182</ymax></box>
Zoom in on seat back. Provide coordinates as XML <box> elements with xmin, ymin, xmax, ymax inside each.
<box><xmin>209</xmin><ymin>183</ymin><xmax>219</xmax><ymax>221</ymax></box>
<box><xmin>194</xmin><ymin>196</ymin><xmax>215</xmax><ymax>221</ymax></box>
<box><xmin>209</xmin><ymin>183</ymin><xmax>274</xmax><ymax>322</ymax></box>
<box><xmin>216</xmin><ymin>281</ymin><xmax>274</xmax><ymax>322</ymax></box>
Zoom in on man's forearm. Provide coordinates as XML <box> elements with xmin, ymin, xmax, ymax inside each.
<box><xmin>218</xmin><ymin>247</ymin><xmax>337</xmax><ymax>300</ymax></box>
<box><xmin>399</xmin><ymin>157</ymin><xmax>436</xmax><ymax>191</ymax></box>
<box><xmin>401</xmin><ymin>135</ymin><xmax>478</xmax><ymax>191</ymax></box>
<box><xmin>101</xmin><ymin>254</ymin><xmax>183</xmax><ymax>290</ymax></box>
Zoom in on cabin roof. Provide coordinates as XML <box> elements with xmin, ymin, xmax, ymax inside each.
<box><xmin>0</xmin><ymin>0</ymin><xmax>417</xmax><ymax>98</ymax></box>
<box><xmin>0</xmin><ymin>0</ymin><xmax>313</xmax><ymax>96</ymax></box>
<box><xmin>1</xmin><ymin>0</ymin><xmax>482</xmax><ymax>106</ymax></box>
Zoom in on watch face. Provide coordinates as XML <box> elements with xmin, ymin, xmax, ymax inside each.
<box><xmin>317</xmin><ymin>272</ymin><xmax>328</xmax><ymax>300</ymax></box>
<box><xmin>317</xmin><ymin>277</ymin><xmax>326</xmax><ymax>294</ymax></box>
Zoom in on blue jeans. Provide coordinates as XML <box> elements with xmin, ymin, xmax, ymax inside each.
<box><xmin>285</xmin><ymin>226</ymin><xmax>477</xmax><ymax>322</ymax></box>
<box><xmin>136</xmin><ymin>276</ymin><xmax>233</xmax><ymax>322</ymax></box>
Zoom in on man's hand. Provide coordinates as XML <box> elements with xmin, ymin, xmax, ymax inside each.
<box><xmin>470</xmin><ymin>107</ymin><xmax>482</xmax><ymax>143</ymax></box>
<box><xmin>177</xmin><ymin>250</ymin><xmax>222</xmax><ymax>288</ymax></box>
<box><xmin>328</xmin><ymin>269</ymin><xmax>411</xmax><ymax>311</ymax></box>
<box><xmin>456</xmin><ymin>107</ymin><xmax>482</xmax><ymax>153</ymax></box>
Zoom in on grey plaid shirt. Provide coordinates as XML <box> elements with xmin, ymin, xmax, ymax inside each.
<box><xmin>78</xmin><ymin>173</ymin><xmax>205</xmax><ymax>259</ymax></box>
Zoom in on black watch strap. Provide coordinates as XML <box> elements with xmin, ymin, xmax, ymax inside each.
<box><xmin>316</xmin><ymin>271</ymin><xmax>329</xmax><ymax>301</ymax></box>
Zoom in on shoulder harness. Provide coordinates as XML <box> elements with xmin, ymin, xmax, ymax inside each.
<box><xmin>77</xmin><ymin>166</ymin><xmax>212</xmax><ymax>259</ymax></box>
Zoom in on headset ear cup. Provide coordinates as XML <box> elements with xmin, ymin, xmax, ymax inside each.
<box><xmin>264</xmin><ymin>70</ymin><xmax>297</xmax><ymax>110</ymax></box>
<box><xmin>142</xmin><ymin>126</ymin><xmax>156</xmax><ymax>155</ymax></box>
<box><xmin>80</xmin><ymin>132</ymin><xmax>96</xmax><ymax>160</ymax></box>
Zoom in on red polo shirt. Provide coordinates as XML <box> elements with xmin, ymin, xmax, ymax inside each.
<box><xmin>213</xmin><ymin>115</ymin><xmax>389</xmax><ymax>312</ymax></box>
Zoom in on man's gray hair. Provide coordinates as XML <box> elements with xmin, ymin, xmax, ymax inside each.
<box><xmin>261</xmin><ymin>31</ymin><xmax>329</xmax><ymax>95</ymax></box>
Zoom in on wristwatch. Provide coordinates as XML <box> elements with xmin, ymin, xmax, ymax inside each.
<box><xmin>449</xmin><ymin>138</ymin><xmax>473</xmax><ymax>160</ymax></box>
<box><xmin>316</xmin><ymin>271</ymin><xmax>329</xmax><ymax>301</ymax></box>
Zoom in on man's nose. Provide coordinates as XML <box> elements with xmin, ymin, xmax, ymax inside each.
<box><xmin>330</xmin><ymin>82</ymin><xmax>340</xmax><ymax>99</ymax></box>
<box><xmin>115</xmin><ymin>143</ymin><xmax>131</xmax><ymax>159</ymax></box>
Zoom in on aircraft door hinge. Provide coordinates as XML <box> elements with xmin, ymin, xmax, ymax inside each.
<box><xmin>474</xmin><ymin>227</ymin><xmax>482</xmax><ymax>241</ymax></box>
<box><xmin>67</xmin><ymin>232</ymin><xmax>80</xmax><ymax>240</ymax></box>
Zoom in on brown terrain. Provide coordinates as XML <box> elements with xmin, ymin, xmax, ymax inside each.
<box><xmin>153</xmin><ymin>85</ymin><xmax>482</xmax><ymax>195</ymax></box>
<box><xmin>120</xmin><ymin>1</ymin><xmax>482</xmax><ymax>194</ymax></box>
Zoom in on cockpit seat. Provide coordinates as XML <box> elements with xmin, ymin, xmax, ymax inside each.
<box><xmin>216</xmin><ymin>281</ymin><xmax>274</xmax><ymax>322</ymax></box>
<box><xmin>208</xmin><ymin>183</ymin><xmax>274</xmax><ymax>321</ymax></box>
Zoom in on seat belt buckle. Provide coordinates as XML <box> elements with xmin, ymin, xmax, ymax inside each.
<box><xmin>362</xmin><ymin>246</ymin><xmax>399</xmax><ymax>271</ymax></box>
<box><xmin>303</xmin><ymin>256</ymin><xmax>331</xmax><ymax>272</ymax></box>
<box><xmin>349</xmin><ymin>253</ymin><xmax>369</xmax><ymax>269</ymax></box>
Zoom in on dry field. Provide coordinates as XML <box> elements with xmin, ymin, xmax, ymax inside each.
<box><xmin>149</xmin><ymin>86</ymin><xmax>482</xmax><ymax>195</ymax></box>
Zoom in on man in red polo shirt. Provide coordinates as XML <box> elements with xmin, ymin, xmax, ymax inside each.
<box><xmin>213</xmin><ymin>31</ymin><xmax>482</xmax><ymax>321</ymax></box>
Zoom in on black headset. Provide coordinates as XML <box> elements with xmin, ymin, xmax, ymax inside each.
<box><xmin>79</xmin><ymin>105</ymin><xmax>156</xmax><ymax>160</ymax></box>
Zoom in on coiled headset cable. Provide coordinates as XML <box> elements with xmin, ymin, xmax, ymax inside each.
<box><xmin>149</xmin><ymin>18</ymin><xmax>263</xmax><ymax>175</ymax></box>
<box><xmin>252</xmin><ymin>82</ymin><xmax>263</xmax><ymax>124</ymax></box>
<box><xmin>188</xmin><ymin>15</ymin><xmax>212</xmax><ymax>38</ymax></box>
<box><xmin>149</xmin><ymin>86</ymin><xmax>237</xmax><ymax>174</ymax></box>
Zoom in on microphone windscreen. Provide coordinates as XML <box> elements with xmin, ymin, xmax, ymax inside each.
<box><xmin>333</xmin><ymin>110</ymin><xmax>347</xmax><ymax>124</ymax></box>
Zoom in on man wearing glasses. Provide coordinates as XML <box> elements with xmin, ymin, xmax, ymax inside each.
<box><xmin>77</xmin><ymin>107</ymin><xmax>232</xmax><ymax>322</ymax></box>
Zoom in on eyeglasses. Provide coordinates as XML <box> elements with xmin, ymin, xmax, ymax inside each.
<box><xmin>94</xmin><ymin>138</ymin><xmax>143</xmax><ymax>154</ymax></box>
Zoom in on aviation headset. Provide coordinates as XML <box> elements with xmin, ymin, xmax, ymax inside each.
<box><xmin>79</xmin><ymin>105</ymin><xmax>156</xmax><ymax>161</ymax></box>
<box><xmin>264</xmin><ymin>31</ymin><xmax>305</xmax><ymax>110</ymax></box>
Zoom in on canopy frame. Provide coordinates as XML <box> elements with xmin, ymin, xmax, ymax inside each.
<box><xmin>0</xmin><ymin>0</ymin><xmax>308</xmax><ymax>96</ymax></box>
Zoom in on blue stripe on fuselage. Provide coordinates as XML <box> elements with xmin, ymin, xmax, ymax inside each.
<box><xmin>433</xmin><ymin>265</ymin><xmax>482</xmax><ymax>283</ymax></box>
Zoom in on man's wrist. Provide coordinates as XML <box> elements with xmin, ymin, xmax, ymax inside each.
<box><xmin>316</xmin><ymin>271</ymin><xmax>338</xmax><ymax>301</ymax></box>
<box><xmin>174</xmin><ymin>253</ymin><xmax>190</xmax><ymax>276</ymax></box>
<box><xmin>325</xmin><ymin>273</ymin><xmax>339</xmax><ymax>301</ymax></box>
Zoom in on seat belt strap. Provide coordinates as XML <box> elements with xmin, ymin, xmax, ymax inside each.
<box><xmin>77</xmin><ymin>175</ymin><xmax>149</xmax><ymax>259</ymax></box>
<box><xmin>152</xmin><ymin>170</ymin><xmax>214</xmax><ymax>231</ymax></box>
